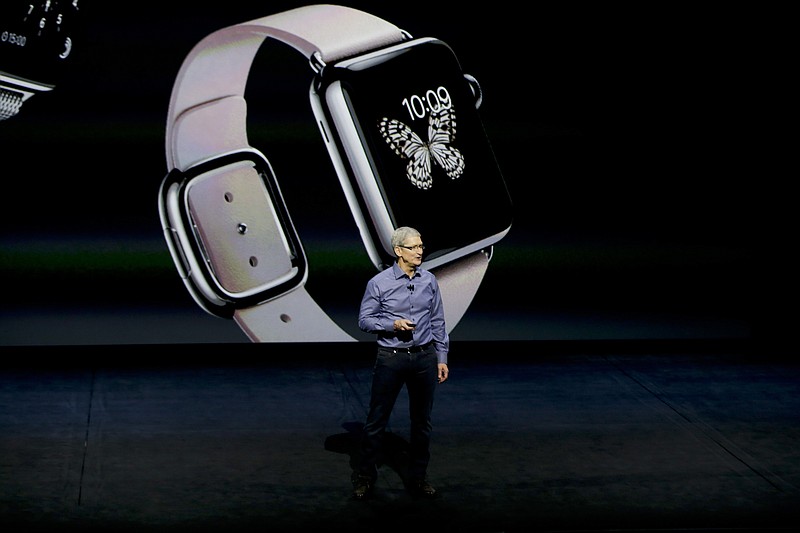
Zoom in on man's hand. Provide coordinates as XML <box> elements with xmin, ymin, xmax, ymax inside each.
<box><xmin>394</xmin><ymin>319</ymin><xmax>416</xmax><ymax>331</ymax></box>
<box><xmin>438</xmin><ymin>363</ymin><xmax>449</xmax><ymax>383</ymax></box>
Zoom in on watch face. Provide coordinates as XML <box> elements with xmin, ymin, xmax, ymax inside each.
<box><xmin>0</xmin><ymin>0</ymin><xmax>83</xmax><ymax>88</ymax></box>
<box><xmin>317</xmin><ymin>39</ymin><xmax>512</xmax><ymax>267</ymax></box>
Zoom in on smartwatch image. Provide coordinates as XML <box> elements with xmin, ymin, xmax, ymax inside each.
<box><xmin>0</xmin><ymin>0</ymin><xmax>83</xmax><ymax>120</ymax></box>
<box><xmin>158</xmin><ymin>4</ymin><xmax>513</xmax><ymax>342</ymax></box>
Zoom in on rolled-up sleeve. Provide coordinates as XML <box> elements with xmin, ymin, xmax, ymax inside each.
<box><xmin>358</xmin><ymin>279</ymin><xmax>392</xmax><ymax>334</ymax></box>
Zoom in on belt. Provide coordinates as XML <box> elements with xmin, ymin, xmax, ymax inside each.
<box><xmin>378</xmin><ymin>342</ymin><xmax>432</xmax><ymax>354</ymax></box>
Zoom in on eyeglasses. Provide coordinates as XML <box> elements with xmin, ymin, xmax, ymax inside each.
<box><xmin>398</xmin><ymin>244</ymin><xmax>425</xmax><ymax>252</ymax></box>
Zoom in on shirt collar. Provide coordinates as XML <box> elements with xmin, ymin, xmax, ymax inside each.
<box><xmin>392</xmin><ymin>262</ymin><xmax>418</xmax><ymax>280</ymax></box>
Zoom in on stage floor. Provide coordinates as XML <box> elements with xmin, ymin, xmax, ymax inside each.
<box><xmin>1</xmin><ymin>340</ymin><xmax>797</xmax><ymax>532</ymax></box>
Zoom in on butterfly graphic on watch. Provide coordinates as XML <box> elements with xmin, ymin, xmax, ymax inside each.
<box><xmin>378</xmin><ymin>105</ymin><xmax>465</xmax><ymax>190</ymax></box>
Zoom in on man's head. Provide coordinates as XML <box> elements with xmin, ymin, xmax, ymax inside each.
<box><xmin>392</xmin><ymin>226</ymin><xmax>424</xmax><ymax>269</ymax></box>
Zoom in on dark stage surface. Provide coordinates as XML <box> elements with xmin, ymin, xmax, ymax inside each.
<box><xmin>2</xmin><ymin>340</ymin><xmax>798</xmax><ymax>533</ymax></box>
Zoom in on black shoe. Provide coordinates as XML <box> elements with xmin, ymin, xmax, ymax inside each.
<box><xmin>408</xmin><ymin>478</ymin><xmax>437</xmax><ymax>499</ymax></box>
<box><xmin>351</xmin><ymin>472</ymin><xmax>373</xmax><ymax>501</ymax></box>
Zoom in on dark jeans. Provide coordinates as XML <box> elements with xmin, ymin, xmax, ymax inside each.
<box><xmin>356</xmin><ymin>345</ymin><xmax>439</xmax><ymax>481</ymax></box>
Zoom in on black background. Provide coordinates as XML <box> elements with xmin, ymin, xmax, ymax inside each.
<box><xmin>0</xmin><ymin>1</ymin><xmax>771</xmax><ymax>346</ymax></box>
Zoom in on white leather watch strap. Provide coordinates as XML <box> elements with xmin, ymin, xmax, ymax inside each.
<box><xmin>166</xmin><ymin>5</ymin><xmax>404</xmax><ymax>170</ymax></box>
<box><xmin>432</xmin><ymin>250</ymin><xmax>490</xmax><ymax>331</ymax></box>
<box><xmin>166</xmin><ymin>6</ymin><xmax>402</xmax><ymax>342</ymax></box>
<box><xmin>165</xmin><ymin>5</ymin><xmax>489</xmax><ymax>342</ymax></box>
